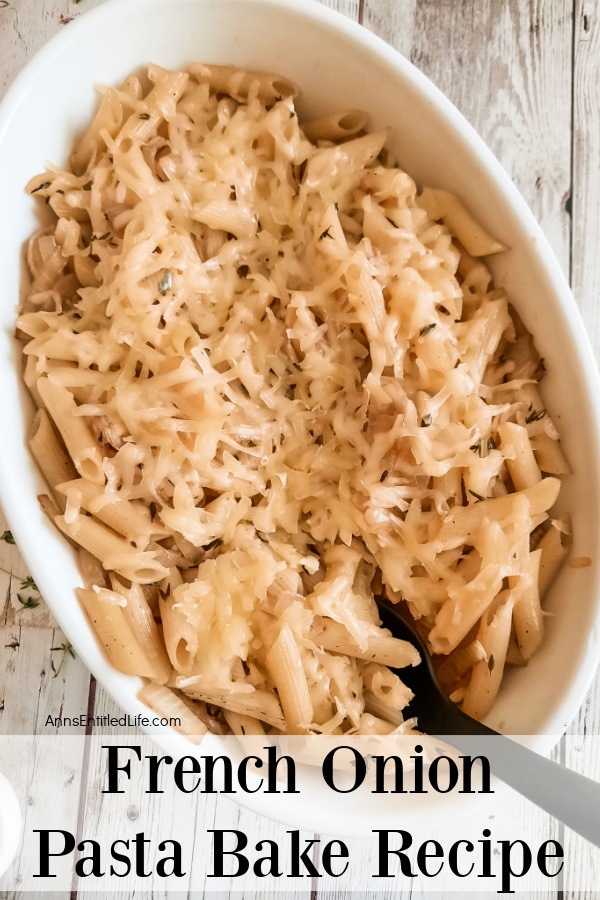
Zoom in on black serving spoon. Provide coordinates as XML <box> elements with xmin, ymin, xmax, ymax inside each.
<box><xmin>377</xmin><ymin>599</ymin><xmax>600</xmax><ymax>846</ymax></box>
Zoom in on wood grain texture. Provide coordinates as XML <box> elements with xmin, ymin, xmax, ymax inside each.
<box><xmin>0</xmin><ymin>0</ymin><xmax>599</xmax><ymax>896</ymax></box>
<box><xmin>563</xmin><ymin>3</ymin><xmax>600</xmax><ymax>896</ymax></box>
<box><xmin>0</xmin><ymin>511</ymin><xmax>89</xmax><ymax>898</ymax></box>
<box><xmin>361</xmin><ymin>0</ymin><xmax>418</xmax><ymax>56</ymax></box>
<box><xmin>0</xmin><ymin>0</ymin><xmax>107</xmax><ymax>95</ymax></box>
<box><xmin>363</xmin><ymin>0</ymin><xmax>572</xmax><ymax>271</ymax></box>
<box><xmin>317</xmin><ymin>0</ymin><xmax>360</xmax><ymax>15</ymax></box>
<box><xmin>570</xmin><ymin>0</ymin><xmax>600</xmax><ymax>356</ymax></box>
<box><xmin>0</xmin><ymin>738</ymin><xmax>85</xmax><ymax>897</ymax></box>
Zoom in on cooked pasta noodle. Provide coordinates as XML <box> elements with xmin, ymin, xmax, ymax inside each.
<box><xmin>19</xmin><ymin>63</ymin><xmax>570</xmax><ymax>733</ymax></box>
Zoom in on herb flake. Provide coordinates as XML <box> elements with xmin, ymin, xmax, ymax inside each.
<box><xmin>0</xmin><ymin>530</ymin><xmax>15</xmax><ymax>545</ymax></box>
<box><xmin>525</xmin><ymin>409</ymin><xmax>546</xmax><ymax>424</ymax></box>
<box><xmin>50</xmin><ymin>641</ymin><xmax>75</xmax><ymax>678</ymax></box>
<box><xmin>31</xmin><ymin>181</ymin><xmax>50</xmax><ymax>194</ymax></box>
<box><xmin>469</xmin><ymin>490</ymin><xmax>486</xmax><ymax>502</ymax></box>
<box><xmin>419</xmin><ymin>323</ymin><xmax>437</xmax><ymax>337</ymax></box>
<box><xmin>319</xmin><ymin>227</ymin><xmax>333</xmax><ymax>241</ymax></box>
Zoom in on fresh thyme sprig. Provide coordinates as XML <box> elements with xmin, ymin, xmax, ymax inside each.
<box><xmin>17</xmin><ymin>594</ymin><xmax>40</xmax><ymax>610</ymax></box>
<box><xmin>50</xmin><ymin>641</ymin><xmax>75</xmax><ymax>677</ymax></box>
<box><xmin>0</xmin><ymin>563</ymin><xmax>42</xmax><ymax>611</ymax></box>
<box><xmin>17</xmin><ymin>573</ymin><xmax>41</xmax><ymax>609</ymax></box>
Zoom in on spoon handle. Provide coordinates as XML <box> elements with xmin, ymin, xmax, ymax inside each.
<box><xmin>445</xmin><ymin>728</ymin><xmax>600</xmax><ymax>847</ymax></box>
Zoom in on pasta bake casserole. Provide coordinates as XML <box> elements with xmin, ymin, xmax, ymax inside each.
<box><xmin>17</xmin><ymin>64</ymin><xmax>571</xmax><ymax>738</ymax></box>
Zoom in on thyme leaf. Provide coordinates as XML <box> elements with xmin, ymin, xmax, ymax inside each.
<box><xmin>525</xmin><ymin>408</ymin><xmax>546</xmax><ymax>424</ymax></box>
<box><xmin>0</xmin><ymin>531</ymin><xmax>15</xmax><ymax>544</ymax></box>
<box><xmin>468</xmin><ymin>490</ymin><xmax>485</xmax><ymax>502</ymax></box>
<box><xmin>50</xmin><ymin>641</ymin><xmax>75</xmax><ymax>678</ymax></box>
<box><xmin>419</xmin><ymin>323</ymin><xmax>436</xmax><ymax>337</ymax></box>
<box><xmin>17</xmin><ymin>593</ymin><xmax>39</xmax><ymax>610</ymax></box>
<box><xmin>20</xmin><ymin>575</ymin><xmax>37</xmax><ymax>592</ymax></box>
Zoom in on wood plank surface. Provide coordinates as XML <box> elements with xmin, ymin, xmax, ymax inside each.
<box><xmin>563</xmin><ymin>1</ymin><xmax>600</xmax><ymax>896</ymax></box>
<box><xmin>0</xmin><ymin>0</ymin><xmax>598</xmax><ymax>896</ymax></box>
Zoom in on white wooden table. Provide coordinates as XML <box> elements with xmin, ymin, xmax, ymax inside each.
<box><xmin>1</xmin><ymin>1</ymin><xmax>599</xmax><ymax>896</ymax></box>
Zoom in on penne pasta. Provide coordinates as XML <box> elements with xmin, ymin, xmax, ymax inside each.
<box><xmin>435</xmin><ymin>638</ymin><xmax>487</xmax><ymax>689</ymax></box>
<box><xmin>223</xmin><ymin>710</ymin><xmax>266</xmax><ymax>736</ymax></box>
<box><xmin>76</xmin><ymin>587</ymin><xmax>157</xmax><ymax>678</ymax></box>
<box><xmin>189</xmin><ymin>63</ymin><xmax>298</xmax><ymax>101</ymax></box>
<box><xmin>509</xmin><ymin>548</ymin><xmax>543</xmax><ymax>660</ymax></box>
<box><xmin>138</xmin><ymin>682</ymin><xmax>207</xmax><ymax>744</ymax></box>
<box><xmin>309</xmin><ymin>618</ymin><xmax>420</xmax><ymax>668</ymax></box>
<box><xmin>462</xmin><ymin>593</ymin><xmax>514</xmax><ymax>720</ymax></box>
<box><xmin>419</xmin><ymin>187</ymin><xmax>508</xmax><ymax>256</ymax></box>
<box><xmin>29</xmin><ymin>409</ymin><xmax>77</xmax><ymax>506</ymax></box>
<box><xmin>498</xmin><ymin>421</ymin><xmax>542</xmax><ymax>491</ymax></box>
<box><xmin>266</xmin><ymin>623</ymin><xmax>313</xmax><ymax>733</ymax></box>
<box><xmin>302</xmin><ymin>110</ymin><xmax>368</xmax><ymax>143</ymax></box>
<box><xmin>538</xmin><ymin>523</ymin><xmax>570</xmax><ymax>598</ymax></box>
<box><xmin>57</xmin><ymin>478</ymin><xmax>163</xmax><ymax>545</ymax></box>
<box><xmin>434</xmin><ymin>477</ymin><xmax>560</xmax><ymax>550</ymax></box>
<box><xmin>177</xmin><ymin>682</ymin><xmax>286</xmax><ymax>732</ymax></box>
<box><xmin>78</xmin><ymin>547</ymin><xmax>107</xmax><ymax>589</ymax></box>
<box><xmin>55</xmin><ymin>514</ymin><xmax>169</xmax><ymax>583</ymax></box>
<box><xmin>159</xmin><ymin>586</ymin><xmax>199</xmax><ymax>677</ymax></box>
<box><xmin>531</xmin><ymin>432</ymin><xmax>572</xmax><ymax>476</ymax></box>
<box><xmin>36</xmin><ymin>376</ymin><xmax>104</xmax><ymax>484</ymax></box>
<box><xmin>111</xmin><ymin>575</ymin><xmax>172</xmax><ymax>684</ymax></box>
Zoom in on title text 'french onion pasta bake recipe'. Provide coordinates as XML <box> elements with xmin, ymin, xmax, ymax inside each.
<box><xmin>17</xmin><ymin>63</ymin><xmax>572</xmax><ymax>739</ymax></box>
